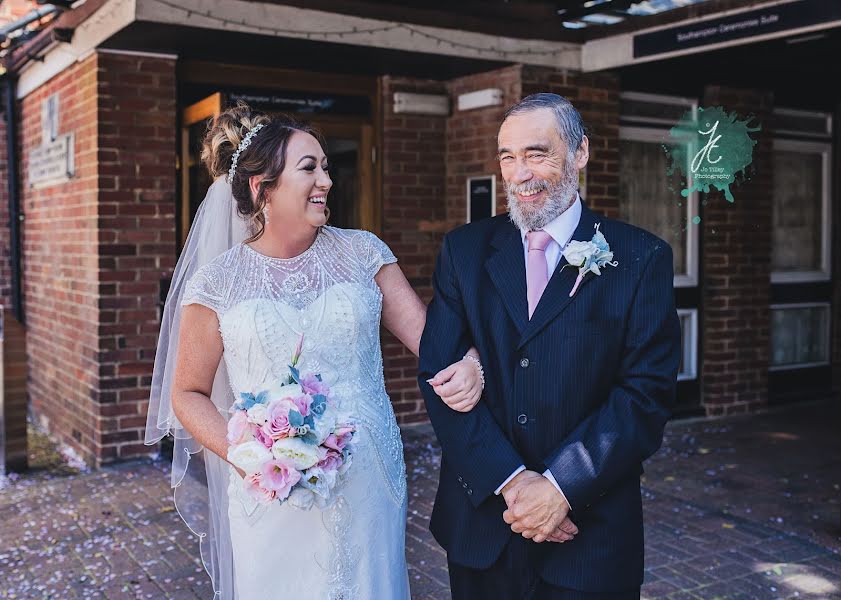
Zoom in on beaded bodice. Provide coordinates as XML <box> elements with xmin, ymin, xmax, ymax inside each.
<box><xmin>182</xmin><ymin>226</ymin><xmax>406</xmax><ymax>506</ymax></box>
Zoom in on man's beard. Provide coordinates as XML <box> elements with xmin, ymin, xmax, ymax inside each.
<box><xmin>506</xmin><ymin>157</ymin><xmax>579</xmax><ymax>232</ymax></box>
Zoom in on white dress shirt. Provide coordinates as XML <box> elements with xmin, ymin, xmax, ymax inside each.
<box><xmin>493</xmin><ymin>194</ymin><xmax>582</xmax><ymax>509</ymax></box>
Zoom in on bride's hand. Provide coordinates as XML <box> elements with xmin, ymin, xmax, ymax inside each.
<box><xmin>427</xmin><ymin>350</ymin><xmax>484</xmax><ymax>413</ymax></box>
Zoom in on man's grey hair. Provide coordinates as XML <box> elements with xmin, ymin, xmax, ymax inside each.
<box><xmin>502</xmin><ymin>93</ymin><xmax>587</xmax><ymax>154</ymax></box>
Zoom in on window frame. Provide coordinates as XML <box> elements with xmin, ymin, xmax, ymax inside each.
<box><xmin>768</xmin><ymin>301</ymin><xmax>832</xmax><ymax>371</ymax></box>
<box><xmin>770</xmin><ymin>138</ymin><xmax>833</xmax><ymax>283</ymax></box>
<box><xmin>618</xmin><ymin>125</ymin><xmax>699</xmax><ymax>287</ymax></box>
<box><xmin>676</xmin><ymin>308</ymin><xmax>698</xmax><ymax>381</ymax></box>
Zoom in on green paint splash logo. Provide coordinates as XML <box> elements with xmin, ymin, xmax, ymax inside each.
<box><xmin>664</xmin><ymin>107</ymin><xmax>761</xmax><ymax>203</ymax></box>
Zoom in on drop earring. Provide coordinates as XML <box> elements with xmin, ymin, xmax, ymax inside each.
<box><xmin>262</xmin><ymin>206</ymin><xmax>270</xmax><ymax>226</ymax></box>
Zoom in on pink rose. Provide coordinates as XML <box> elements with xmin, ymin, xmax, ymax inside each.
<box><xmin>317</xmin><ymin>450</ymin><xmax>343</xmax><ymax>473</ymax></box>
<box><xmin>292</xmin><ymin>394</ymin><xmax>313</xmax><ymax>417</ymax></box>
<box><xmin>260</xmin><ymin>459</ymin><xmax>301</xmax><ymax>501</ymax></box>
<box><xmin>300</xmin><ymin>373</ymin><xmax>330</xmax><ymax>397</ymax></box>
<box><xmin>254</xmin><ymin>425</ymin><xmax>274</xmax><ymax>449</ymax></box>
<box><xmin>226</xmin><ymin>411</ymin><xmax>251</xmax><ymax>446</ymax></box>
<box><xmin>244</xmin><ymin>473</ymin><xmax>276</xmax><ymax>504</ymax></box>
<box><xmin>264</xmin><ymin>399</ymin><xmax>296</xmax><ymax>440</ymax></box>
<box><xmin>324</xmin><ymin>426</ymin><xmax>354</xmax><ymax>452</ymax></box>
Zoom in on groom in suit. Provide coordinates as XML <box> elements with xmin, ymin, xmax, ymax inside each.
<box><xmin>418</xmin><ymin>93</ymin><xmax>681</xmax><ymax>598</ymax></box>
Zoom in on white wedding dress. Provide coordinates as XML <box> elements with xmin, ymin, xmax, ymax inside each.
<box><xmin>182</xmin><ymin>226</ymin><xmax>410</xmax><ymax>599</ymax></box>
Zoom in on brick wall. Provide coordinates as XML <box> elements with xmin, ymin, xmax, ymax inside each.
<box><xmin>19</xmin><ymin>54</ymin><xmax>100</xmax><ymax>462</ymax></box>
<box><xmin>379</xmin><ymin>76</ymin><xmax>448</xmax><ymax>424</ymax></box>
<box><xmin>94</xmin><ymin>51</ymin><xmax>177</xmax><ymax>463</ymax></box>
<box><xmin>19</xmin><ymin>51</ymin><xmax>176</xmax><ymax>466</ymax></box>
<box><xmin>522</xmin><ymin>67</ymin><xmax>621</xmax><ymax>218</ymax></box>
<box><xmin>700</xmin><ymin>85</ymin><xmax>774</xmax><ymax>415</ymax></box>
<box><xmin>445</xmin><ymin>65</ymin><xmax>522</xmax><ymax>222</ymax></box>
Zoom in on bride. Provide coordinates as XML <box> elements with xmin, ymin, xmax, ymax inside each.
<box><xmin>144</xmin><ymin>103</ymin><xmax>484</xmax><ymax>599</ymax></box>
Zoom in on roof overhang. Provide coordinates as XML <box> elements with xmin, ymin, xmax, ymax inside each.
<box><xmin>12</xmin><ymin>0</ymin><xmax>581</xmax><ymax>99</ymax></box>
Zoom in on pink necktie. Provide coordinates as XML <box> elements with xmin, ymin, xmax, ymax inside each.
<box><xmin>526</xmin><ymin>230</ymin><xmax>553</xmax><ymax>319</ymax></box>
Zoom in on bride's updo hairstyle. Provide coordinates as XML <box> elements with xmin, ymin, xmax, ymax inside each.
<box><xmin>201</xmin><ymin>100</ymin><xmax>324</xmax><ymax>242</ymax></box>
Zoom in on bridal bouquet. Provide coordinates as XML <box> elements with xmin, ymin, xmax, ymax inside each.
<box><xmin>226</xmin><ymin>335</ymin><xmax>356</xmax><ymax>510</ymax></box>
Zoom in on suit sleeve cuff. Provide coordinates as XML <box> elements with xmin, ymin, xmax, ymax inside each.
<box><xmin>495</xmin><ymin>465</ymin><xmax>526</xmax><ymax>495</ymax></box>
<box><xmin>542</xmin><ymin>469</ymin><xmax>572</xmax><ymax>510</ymax></box>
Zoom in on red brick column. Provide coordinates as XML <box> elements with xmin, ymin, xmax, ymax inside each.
<box><xmin>94</xmin><ymin>51</ymin><xmax>177</xmax><ymax>462</ymax></box>
<box><xmin>18</xmin><ymin>51</ymin><xmax>176</xmax><ymax>466</ymax></box>
<box><xmin>700</xmin><ymin>86</ymin><xmax>774</xmax><ymax>415</ymax></box>
<box><xmin>19</xmin><ymin>54</ymin><xmax>100</xmax><ymax>462</ymax></box>
<box><xmin>379</xmin><ymin>76</ymin><xmax>448</xmax><ymax>424</ymax></box>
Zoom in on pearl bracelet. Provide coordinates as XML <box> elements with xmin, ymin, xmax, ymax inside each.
<box><xmin>462</xmin><ymin>354</ymin><xmax>485</xmax><ymax>390</ymax></box>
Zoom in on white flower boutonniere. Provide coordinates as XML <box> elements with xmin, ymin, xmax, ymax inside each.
<box><xmin>561</xmin><ymin>223</ymin><xmax>619</xmax><ymax>297</ymax></box>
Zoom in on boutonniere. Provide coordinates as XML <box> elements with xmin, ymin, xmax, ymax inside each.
<box><xmin>561</xmin><ymin>223</ymin><xmax>619</xmax><ymax>297</ymax></box>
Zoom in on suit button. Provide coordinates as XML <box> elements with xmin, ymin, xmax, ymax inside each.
<box><xmin>519</xmin><ymin>358</ymin><xmax>530</xmax><ymax>368</ymax></box>
<box><xmin>463</xmin><ymin>482</ymin><xmax>468</xmax><ymax>489</ymax></box>
<box><xmin>467</xmin><ymin>488</ymin><xmax>473</xmax><ymax>495</ymax></box>
<box><xmin>458</xmin><ymin>476</ymin><xmax>463</xmax><ymax>483</ymax></box>
<box><xmin>517</xmin><ymin>414</ymin><xmax>528</xmax><ymax>425</ymax></box>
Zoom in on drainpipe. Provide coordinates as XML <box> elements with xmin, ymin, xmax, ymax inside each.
<box><xmin>4</xmin><ymin>74</ymin><xmax>24</xmax><ymax>324</ymax></box>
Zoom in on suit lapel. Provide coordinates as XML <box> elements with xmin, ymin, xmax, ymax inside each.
<box><xmin>517</xmin><ymin>203</ymin><xmax>601</xmax><ymax>349</ymax></box>
<box><xmin>485</xmin><ymin>219</ymin><xmax>529</xmax><ymax>335</ymax></box>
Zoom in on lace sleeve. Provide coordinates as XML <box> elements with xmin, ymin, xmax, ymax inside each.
<box><xmin>364</xmin><ymin>231</ymin><xmax>397</xmax><ymax>279</ymax></box>
<box><xmin>181</xmin><ymin>262</ymin><xmax>229</xmax><ymax>314</ymax></box>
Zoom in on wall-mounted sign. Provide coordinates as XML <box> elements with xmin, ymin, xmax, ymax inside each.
<box><xmin>467</xmin><ymin>175</ymin><xmax>496</xmax><ymax>223</ymax></box>
<box><xmin>29</xmin><ymin>94</ymin><xmax>74</xmax><ymax>188</ymax></box>
<box><xmin>633</xmin><ymin>0</ymin><xmax>841</xmax><ymax>58</ymax></box>
<box><xmin>29</xmin><ymin>133</ymin><xmax>75</xmax><ymax>188</ymax></box>
<box><xmin>228</xmin><ymin>90</ymin><xmax>371</xmax><ymax>116</ymax></box>
<box><xmin>393</xmin><ymin>92</ymin><xmax>449</xmax><ymax>116</ymax></box>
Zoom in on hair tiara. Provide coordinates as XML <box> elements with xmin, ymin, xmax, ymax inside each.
<box><xmin>227</xmin><ymin>123</ymin><xmax>265</xmax><ymax>182</ymax></box>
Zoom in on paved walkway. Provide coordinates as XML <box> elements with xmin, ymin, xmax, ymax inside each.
<box><xmin>1</xmin><ymin>401</ymin><xmax>839</xmax><ymax>599</ymax></box>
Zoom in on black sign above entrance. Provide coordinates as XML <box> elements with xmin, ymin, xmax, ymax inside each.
<box><xmin>227</xmin><ymin>89</ymin><xmax>370</xmax><ymax>117</ymax></box>
<box><xmin>633</xmin><ymin>0</ymin><xmax>841</xmax><ymax>58</ymax></box>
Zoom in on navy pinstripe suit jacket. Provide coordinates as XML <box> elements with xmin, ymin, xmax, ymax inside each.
<box><xmin>418</xmin><ymin>203</ymin><xmax>681</xmax><ymax>592</ymax></box>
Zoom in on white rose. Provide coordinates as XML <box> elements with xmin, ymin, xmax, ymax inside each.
<box><xmin>303</xmin><ymin>466</ymin><xmax>336</xmax><ymax>497</ymax></box>
<box><xmin>563</xmin><ymin>240</ymin><xmax>597</xmax><ymax>267</ymax></box>
<box><xmin>268</xmin><ymin>381</ymin><xmax>304</xmax><ymax>401</ymax></box>
<box><xmin>246</xmin><ymin>404</ymin><xmax>269</xmax><ymax>425</ymax></box>
<box><xmin>227</xmin><ymin>441</ymin><xmax>272</xmax><ymax>476</ymax></box>
<box><xmin>271</xmin><ymin>437</ymin><xmax>320</xmax><ymax>470</ymax></box>
<box><xmin>287</xmin><ymin>487</ymin><xmax>315</xmax><ymax>510</ymax></box>
<box><xmin>313</xmin><ymin>412</ymin><xmax>337</xmax><ymax>445</ymax></box>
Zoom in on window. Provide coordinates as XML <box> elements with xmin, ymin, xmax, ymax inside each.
<box><xmin>677</xmin><ymin>309</ymin><xmax>698</xmax><ymax>381</ymax></box>
<box><xmin>770</xmin><ymin>139</ymin><xmax>832</xmax><ymax>282</ymax></box>
<box><xmin>769</xmin><ymin>303</ymin><xmax>831</xmax><ymax>370</ymax></box>
<box><xmin>619</xmin><ymin>92</ymin><xmax>699</xmax><ymax>287</ymax></box>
